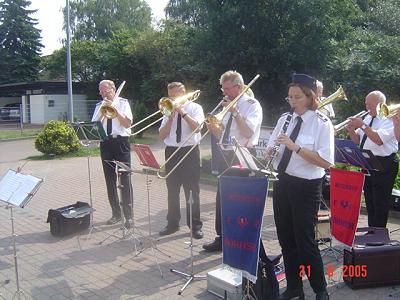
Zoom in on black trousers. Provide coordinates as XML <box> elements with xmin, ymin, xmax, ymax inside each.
<box><xmin>214</xmin><ymin>149</ymin><xmax>252</xmax><ymax>236</ymax></box>
<box><xmin>165</xmin><ymin>145</ymin><xmax>202</xmax><ymax>228</ymax></box>
<box><xmin>100</xmin><ymin>137</ymin><xmax>132</xmax><ymax>220</ymax></box>
<box><xmin>364</xmin><ymin>153</ymin><xmax>398</xmax><ymax>228</ymax></box>
<box><xmin>273</xmin><ymin>173</ymin><xmax>326</xmax><ymax>294</ymax></box>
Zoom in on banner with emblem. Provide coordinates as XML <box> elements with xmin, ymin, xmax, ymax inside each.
<box><xmin>220</xmin><ymin>176</ymin><xmax>268</xmax><ymax>283</ymax></box>
<box><xmin>330</xmin><ymin>168</ymin><xmax>364</xmax><ymax>246</ymax></box>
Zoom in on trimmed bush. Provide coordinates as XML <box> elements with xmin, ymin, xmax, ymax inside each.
<box><xmin>35</xmin><ymin>121</ymin><xmax>81</xmax><ymax>155</ymax></box>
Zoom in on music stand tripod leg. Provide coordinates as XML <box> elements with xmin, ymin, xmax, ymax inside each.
<box><xmin>170</xmin><ymin>191</ymin><xmax>206</xmax><ymax>295</ymax></box>
<box><xmin>118</xmin><ymin>169</ymin><xmax>170</xmax><ymax>277</ymax></box>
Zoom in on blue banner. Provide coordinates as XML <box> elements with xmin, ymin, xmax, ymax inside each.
<box><xmin>220</xmin><ymin>176</ymin><xmax>268</xmax><ymax>282</ymax></box>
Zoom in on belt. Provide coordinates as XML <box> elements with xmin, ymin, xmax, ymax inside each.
<box><xmin>104</xmin><ymin>135</ymin><xmax>128</xmax><ymax>141</ymax></box>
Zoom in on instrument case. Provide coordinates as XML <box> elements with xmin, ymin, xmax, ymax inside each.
<box><xmin>207</xmin><ymin>267</ymin><xmax>243</xmax><ymax>300</ymax></box>
<box><xmin>47</xmin><ymin>201</ymin><xmax>91</xmax><ymax>237</ymax></box>
<box><xmin>343</xmin><ymin>241</ymin><xmax>400</xmax><ymax>288</ymax></box>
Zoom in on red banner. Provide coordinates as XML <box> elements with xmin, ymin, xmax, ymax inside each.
<box><xmin>330</xmin><ymin>168</ymin><xmax>365</xmax><ymax>247</ymax></box>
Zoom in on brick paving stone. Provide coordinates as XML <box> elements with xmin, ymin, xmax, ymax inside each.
<box><xmin>1</xmin><ymin>137</ymin><xmax>400</xmax><ymax>299</ymax></box>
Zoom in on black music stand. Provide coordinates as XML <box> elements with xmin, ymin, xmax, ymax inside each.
<box><xmin>335</xmin><ymin>138</ymin><xmax>383</xmax><ymax>172</ymax></box>
<box><xmin>118</xmin><ymin>144</ymin><xmax>170</xmax><ymax>277</ymax></box>
<box><xmin>98</xmin><ymin>160</ymin><xmax>142</xmax><ymax>253</ymax></box>
<box><xmin>72</xmin><ymin>122</ymin><xmax>106</xmax><ymax>247</ymax></box>
<box><xmin>0</xmin><ymin>169</ymin><xmax>43</xmax><ymax>300</ymax></box>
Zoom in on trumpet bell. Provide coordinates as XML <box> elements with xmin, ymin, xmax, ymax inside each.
<box><xmin>100</xmin><ymin>103</ymin><xmax>118</xmax><ymax>119</ymax></box>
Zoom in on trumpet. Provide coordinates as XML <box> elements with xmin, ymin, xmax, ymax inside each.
<box><xmin>333</xmin><ymin>110</ymin><xmax>369</xmax><ymax>133</ymax></box>
<box><xmin>157</xmin><ymin>74</ymin><xmax>261</xmax><ymax>179</ymax></box>
<box><xmin>129</xmin><ymin>90</ymin><xmax>201</xmax><ymax>136</ymax></box>
<box><xmin>376</xmin><ymin>103</ymin><xmax>400</xmax><ymax>118</ymax></box>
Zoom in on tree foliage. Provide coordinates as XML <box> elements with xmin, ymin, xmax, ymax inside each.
<box><xmin>66</xmin><ymin>0</ymin><xmax>152</xmax><ymax>41</ymax></box>
<box><xmin>0</xmin><ymin>0</ymin><xmax>43</xmax><ymax>84</ymax></box>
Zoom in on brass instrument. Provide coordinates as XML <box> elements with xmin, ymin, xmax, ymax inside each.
<box><xmin>317</xmin><ymin>85</ymin><xmax>348</xmax><ymax>110</ymax></box>
<box><xmin>376</xmin><ymin>103</ymin><xmax>400</xmax><ymax>118</ymax></box>
<box><xmin>129</xmin><ymin>90</ymin><xmax>201</xmax><ymax>136</ymax></box>
<box><xmin>98</xmin><ymin>81</ymin><xmax>126</xmax><ymax>120</ymax></box>
<box><xmin>157</xmin><ymin>74</ymin><xmax>261</xmax><ymax>180</ymax></box>
<box><xmin>333</xmin><ymin>110</ymin><xmax>369</xmax><ymax>133</ymax></box>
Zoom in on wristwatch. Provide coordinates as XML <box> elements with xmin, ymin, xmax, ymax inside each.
<box><xmin>232</xmin><ymin>111</ymin><xmax>239</xmax><ymax>118</ymax></box>
<box><xmin>361</xmin><ymin>124</ymin><xmax>367</xmax><ymax>130</ymax></box>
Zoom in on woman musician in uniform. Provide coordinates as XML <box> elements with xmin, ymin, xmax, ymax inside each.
<box><xmin>266</xmin><ymin>74</ymin><xmax>334</xmax><ymax>300</ymax></box>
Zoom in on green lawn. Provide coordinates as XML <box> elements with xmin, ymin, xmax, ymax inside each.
<box><xmin>0</xmin><ymin>129</ymin><xmax>41</xmax><ymax>140</ymax></box>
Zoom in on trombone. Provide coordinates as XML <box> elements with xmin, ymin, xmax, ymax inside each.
<box><xmin>92</xmin><ymin>81</ymin><xmax>126</xmax><ymax>121</ymax></box>
<box><xmin>157</xmin><ymin>74</ymin><xmax>261</xmax><ymax>180</ymax></box>
<box><xmin>317</xmin><ymin>85</ymin><xmax>348</xmax><ymax>110</ymax></box>
<box><xmin>376</xmin><ymin>102</ymin><xmax>400</xmax><ymax>118</ymax></box>
<box><xmin>129</xmin><ymin>90</ymin><xmax>201</xmax><ymax>136</ymax></box>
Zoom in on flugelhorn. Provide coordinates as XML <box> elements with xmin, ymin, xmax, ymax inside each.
<box><xmin>157</xmin><ymin>74</ymin><xmax>261</xmax><ymax>180</ymax></box>
<box><xmin>129</xmin><ymin>90</ymin><xmax>201</xmax><ymax>136</ymax></box>
<box><xmin>376</xmin><ymin>103</ymin><xmax>400</xmax><ymax>118</ymax></box>
<box><xmin>317</xmin><ymin>85</ymin><xmax>348</xmax><ymax>110</ymax></box>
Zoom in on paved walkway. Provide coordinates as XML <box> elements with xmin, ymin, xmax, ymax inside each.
<box><xmin>0</xmin><ymin>137</ymin><xmax>400</xmax><ymax>299</ymax></box>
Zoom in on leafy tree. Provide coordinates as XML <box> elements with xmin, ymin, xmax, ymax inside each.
<box><xmin>0</xmin><ymin>0</ymin><xmax>43</xmax><ymax>84</ymax></box>
<box><xmin>65</xmin><ymin>0</ymin><xmax>152</xmax><ymax>41</ymax></box>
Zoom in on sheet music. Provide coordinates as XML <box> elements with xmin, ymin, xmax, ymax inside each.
<box><xmin>0</xmin><ymin>169</ymin><xmax>43</xmax><ymax>207</ymax></box>
<box><xmin>233</xmin><ymin>146</ymin><xmax>259</xmax><ymax>171</ymax></box>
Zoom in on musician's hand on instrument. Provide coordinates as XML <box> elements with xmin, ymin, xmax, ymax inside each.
<box><xmin>276</xmin><ymin>133</ymin><xmax>297</xmax><ymax>151</ymax></box>
<box><xmin>348</xmin><ymin>117</ymin><xmax>363</xmax><ymax>129</ymax></box>
<box><xmin>345</xmin><ymin>123</ymin><xmax>356</xmax><ymax>132</ymax></box>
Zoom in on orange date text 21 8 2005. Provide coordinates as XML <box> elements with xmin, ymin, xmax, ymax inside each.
<box><xmin>299</xmin><ymin>264</ymin><xmax>368</xmax><ymax>278</ymax></box>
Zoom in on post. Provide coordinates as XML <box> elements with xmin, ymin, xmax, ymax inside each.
<box><xmin>66</xmin><ymin>0</ymin><xmax>74</xmax><ymax>122</ymax></box>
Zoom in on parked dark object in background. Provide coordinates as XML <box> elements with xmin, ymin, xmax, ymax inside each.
<box><xmin>1</xmin><ymin>103</ymin><xmax>21</xmax><ymax>121</ymax></box>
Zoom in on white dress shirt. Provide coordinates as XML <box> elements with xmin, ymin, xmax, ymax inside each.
<box><xmin>91</xmin><ymin>97</ymin><xmax>133</xmax><ymax>136</ymax></box>
<box><xmin>268</xmin><ymin>110</ymin><xmax>335</xmax><ymax>179</ymax></box>
<box><xmin>355</xmin><ymin>114</ymin><xmax>397</xmax><ymax>156</ymax></box>
<box><xmin>219</xmin><ymin>94</ymin><xmax>263</xmax><ymax>148</ymax></box>
<box><xmin>159</xmin><ymin>101</ymin><xmax>205</xmax><ymax>147</ymax></box>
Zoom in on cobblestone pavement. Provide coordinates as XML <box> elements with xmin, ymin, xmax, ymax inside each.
<box><xmin>0</xmin><ymin>137</ymin><xmax>400</xmax><ymax>299</ymax></box>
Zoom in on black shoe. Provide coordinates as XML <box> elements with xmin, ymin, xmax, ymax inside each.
<box><xmin>278</xmin><ymin>288</ymin><xmax>305</xmax><ymax>300</ymax></box>
<box><xmin>159</xmin><ymin>224</ymin><xmax>179</xmax><ymax>236</ymax></box>
<box><xmin>203</xmin><ymin>237</ymin><xmax>222</xmax><ymax>252</ymax></box>
<box><xmin>192</xmin><ymin>228</ymin><xmax>203</xmax><ymax>239</ymax></box>
<box><xmin>106</xmin><ymin>216</ymin><xmax>121</xmax><ymax>225</ymax></box>
<box><xmin>316</xmin><ymin>290</ymin><xmax>329</xmax><ymax>300</ymax></box>
<box><xmin>124</xmin><ymin>219</ymin><xmax>132</xmax><ymax>229</ymax></box>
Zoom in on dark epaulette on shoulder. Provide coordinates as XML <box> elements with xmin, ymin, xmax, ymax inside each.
<box><xmin>316</xmin><ymin>110</ymin><xmax>329</xmax><ymax>122</ymax></box>
<box><xmin>280</xmin><ymin>112</ymin><xmax>290</xmax><ymax>117</ymax></box>
<box><xmin>247</xmin><ymin>98</ymin><xmax>256</xmax><ymax>104</ymax></box>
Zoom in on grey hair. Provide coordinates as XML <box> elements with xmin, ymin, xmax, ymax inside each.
<box><xmin>99</xmin><ymin>80</ymin><xmax>116</xmax><ymax>91</ymax></box>
<box><xmin>167</xmin><ymin>82</ymin><xmax>185</xmax><ymax>92</ymax></box>
<box><xmin>316</xmin><ymin>80</ymin><xmax>323</xmax><ymax>89</ymax></box>
<box><xmin>219</xmin><ymin>70</ymin><xmax>244</xmax><ymax>87</ymax></box>
<box><xmin>368</xmin><ymin>90</ymin><xmax>386</xmax><ymax>104</ymax></box>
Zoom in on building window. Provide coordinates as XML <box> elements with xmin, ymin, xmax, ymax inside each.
<box><xmin>48</xmin><ymin>100</ymin><xmax>55</xmax><ymax>107</ymax></box>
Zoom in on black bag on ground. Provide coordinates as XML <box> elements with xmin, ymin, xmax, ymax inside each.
<box><xmin>47</xmin><ymin>202</ymin><xmax>91</xmax><ymax>237</ymax></box>
<box><xmin>242</xmin><ymin>241</ymin><xmax>280</xmax><ymax>300</ymax></box>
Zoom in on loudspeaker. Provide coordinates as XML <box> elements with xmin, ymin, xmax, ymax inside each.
<box><xmin>47</xmin><ymin>202</ymin><xmax>91</xmax><ymax>237</ymax></box>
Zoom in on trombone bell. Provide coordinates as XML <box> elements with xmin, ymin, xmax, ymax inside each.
<box><xmin>100</xmin><ymin>103</ymin><xmax>118</xmax><ymax>119</ymax></box>
<box><xmin>158</xmin><ymin>90</ymin><xmax>201</xmax><ymax>117</ymax></box>
<box><xmin>318</xmin><ymin>85</ymin><xmax>348</xmax><ymax>109</ymax></box>
<box><xmin>377</xmin><ymin>103</ymin><xmax>400</xmax><ymax>118</ymax></box>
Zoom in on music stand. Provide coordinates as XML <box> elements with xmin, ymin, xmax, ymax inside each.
<box><xmin>335</xmin><ymin>138</ymin><xmax>383</xmax><ymax>172</ymax></box>
<box><xmin>72</xmin><ymin>122</ymin><xmax>106</xmax><ymax>247</ymax></box>
<box><xmin>118</xmin><ymin>144</ymin><xmax>170</xmax><ymax>277</ymax></box>
<box><xmin>0</xmin><ymin>169</ymin><xmax>43</xmax><ymax>300</ymax></box>
<box><xmin>98</xmin><ymin>160</ymin><xmax>142</xmax><ymax>253</ymax></box>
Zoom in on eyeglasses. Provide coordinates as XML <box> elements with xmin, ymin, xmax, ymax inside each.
<box><xmin>285</xmin><ymin>96</ymin><xmax>305</xmax><ymax>102</ymax></box>
<box><xmin>221</xmin><ymin>85</ymin><xmax>239</xmax><ymax>92</ymax></box>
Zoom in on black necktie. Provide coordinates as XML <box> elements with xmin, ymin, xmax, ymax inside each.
<box><xmin>107</xmin><ymin>118</ymin><xmax>112</xmax><ymax>136</ymax></box>
<box><xmin>221</xmin><ymin>113</ymin><xmax>234</xmax><ymax>145</ymax></box>
<box><xmin>360</xmin><ymin>116</ymin><xmax>375</xmax><ymax>149</ymax></box>
<box><xmin>176</xmin><ymin>114</ymin><xmax>182</xmax><ymax>143</ymax></box>
<box><xmin>277</xmin><ymin>116</ymin><xmax>303</xmax><ymax>174</ymax></box>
